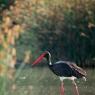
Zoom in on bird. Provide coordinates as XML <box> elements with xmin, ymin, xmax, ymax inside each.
<box><xmin>32</xmin><ymin>51</ymin><xmax>87</xmax><ymax>95</ymax></box>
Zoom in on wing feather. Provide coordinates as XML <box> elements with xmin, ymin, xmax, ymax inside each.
<box><xmin>68</xmin><ymin>63</ymin><xmax>87</xmax><ymax>76</ymax></box>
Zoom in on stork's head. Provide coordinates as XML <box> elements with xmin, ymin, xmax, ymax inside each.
<box><xmin>32</xmin><ymin>51</ymin><xmax>51</xmax><ymax>66</ymax></box>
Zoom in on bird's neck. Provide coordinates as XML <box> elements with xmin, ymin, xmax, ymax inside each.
<box><xmin>45</xmin><ymin>53</ymin><xmax>52</xmax><ymax>65</ymax></box>
<box><xmin>48</xmin><ymin>55</ymin><xmax>52</xmax><ymax>65</ymax></box>
<box><xmin>49</xmin><ymin>56</ymin><xmax>52</xmax><ymax>65</ymax></box>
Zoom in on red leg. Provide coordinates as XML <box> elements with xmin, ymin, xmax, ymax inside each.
<box><xmin>60</xmin><ymin>82</ymin><xmax>65</xmax><ymax>95</ymax></box>
<box><xmin>72</xmin><ymin>80</ymin><xmax>79</xmax><ymax>95</ymax></box>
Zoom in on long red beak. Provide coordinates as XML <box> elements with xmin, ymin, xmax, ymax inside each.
<box><xmin>32</xmin><ymin>52</ymin><xmax>47</xmax><ymax>66</ymax></box>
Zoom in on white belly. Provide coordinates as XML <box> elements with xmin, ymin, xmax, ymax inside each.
<box><xmin>59</xmin><ymin>76</ymin><xmax>77</xmax><ymax>81</ymax></box>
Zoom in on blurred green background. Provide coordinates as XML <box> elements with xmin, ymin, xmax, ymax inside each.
<box><xmin>1</xmin><ymin>0</ymin><xmax>95</xmax><ymax>66</ymax></box>
<box><xmin>12</xmin><ymin>0</ymin><xmax>95</xmax><ymax>67</ymax></box>
<box><xmin>0</xmin><ymin>0</ymin><xmax>95</xmax><ymax>95</ymax></box>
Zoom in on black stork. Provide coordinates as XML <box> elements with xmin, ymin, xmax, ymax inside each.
<box><xmin>32</xmin><ymin>51</ymin><xmax>87</xmax><ymax>95</ymax></box>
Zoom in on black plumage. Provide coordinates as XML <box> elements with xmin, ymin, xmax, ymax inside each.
<box><xmin>49</xmin><ymin>61</ymin><xmax>86</xmax><ymax>78</ymax></box>
<box><xmin>44</xmin><ymin>52</ymin><xmax>86</xmax><ymax>79</ymax></box>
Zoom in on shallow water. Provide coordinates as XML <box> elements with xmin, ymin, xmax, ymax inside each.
<box><xmin>7</xmin><ymin>67</ymin><xmax>95</xmax><ymax>95</ymax></box>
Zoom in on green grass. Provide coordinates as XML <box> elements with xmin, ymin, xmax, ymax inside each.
<box><xmin>1</xmin><ymin>67</ymin><xmax>95</xmax><ymax>95</ymax></box>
